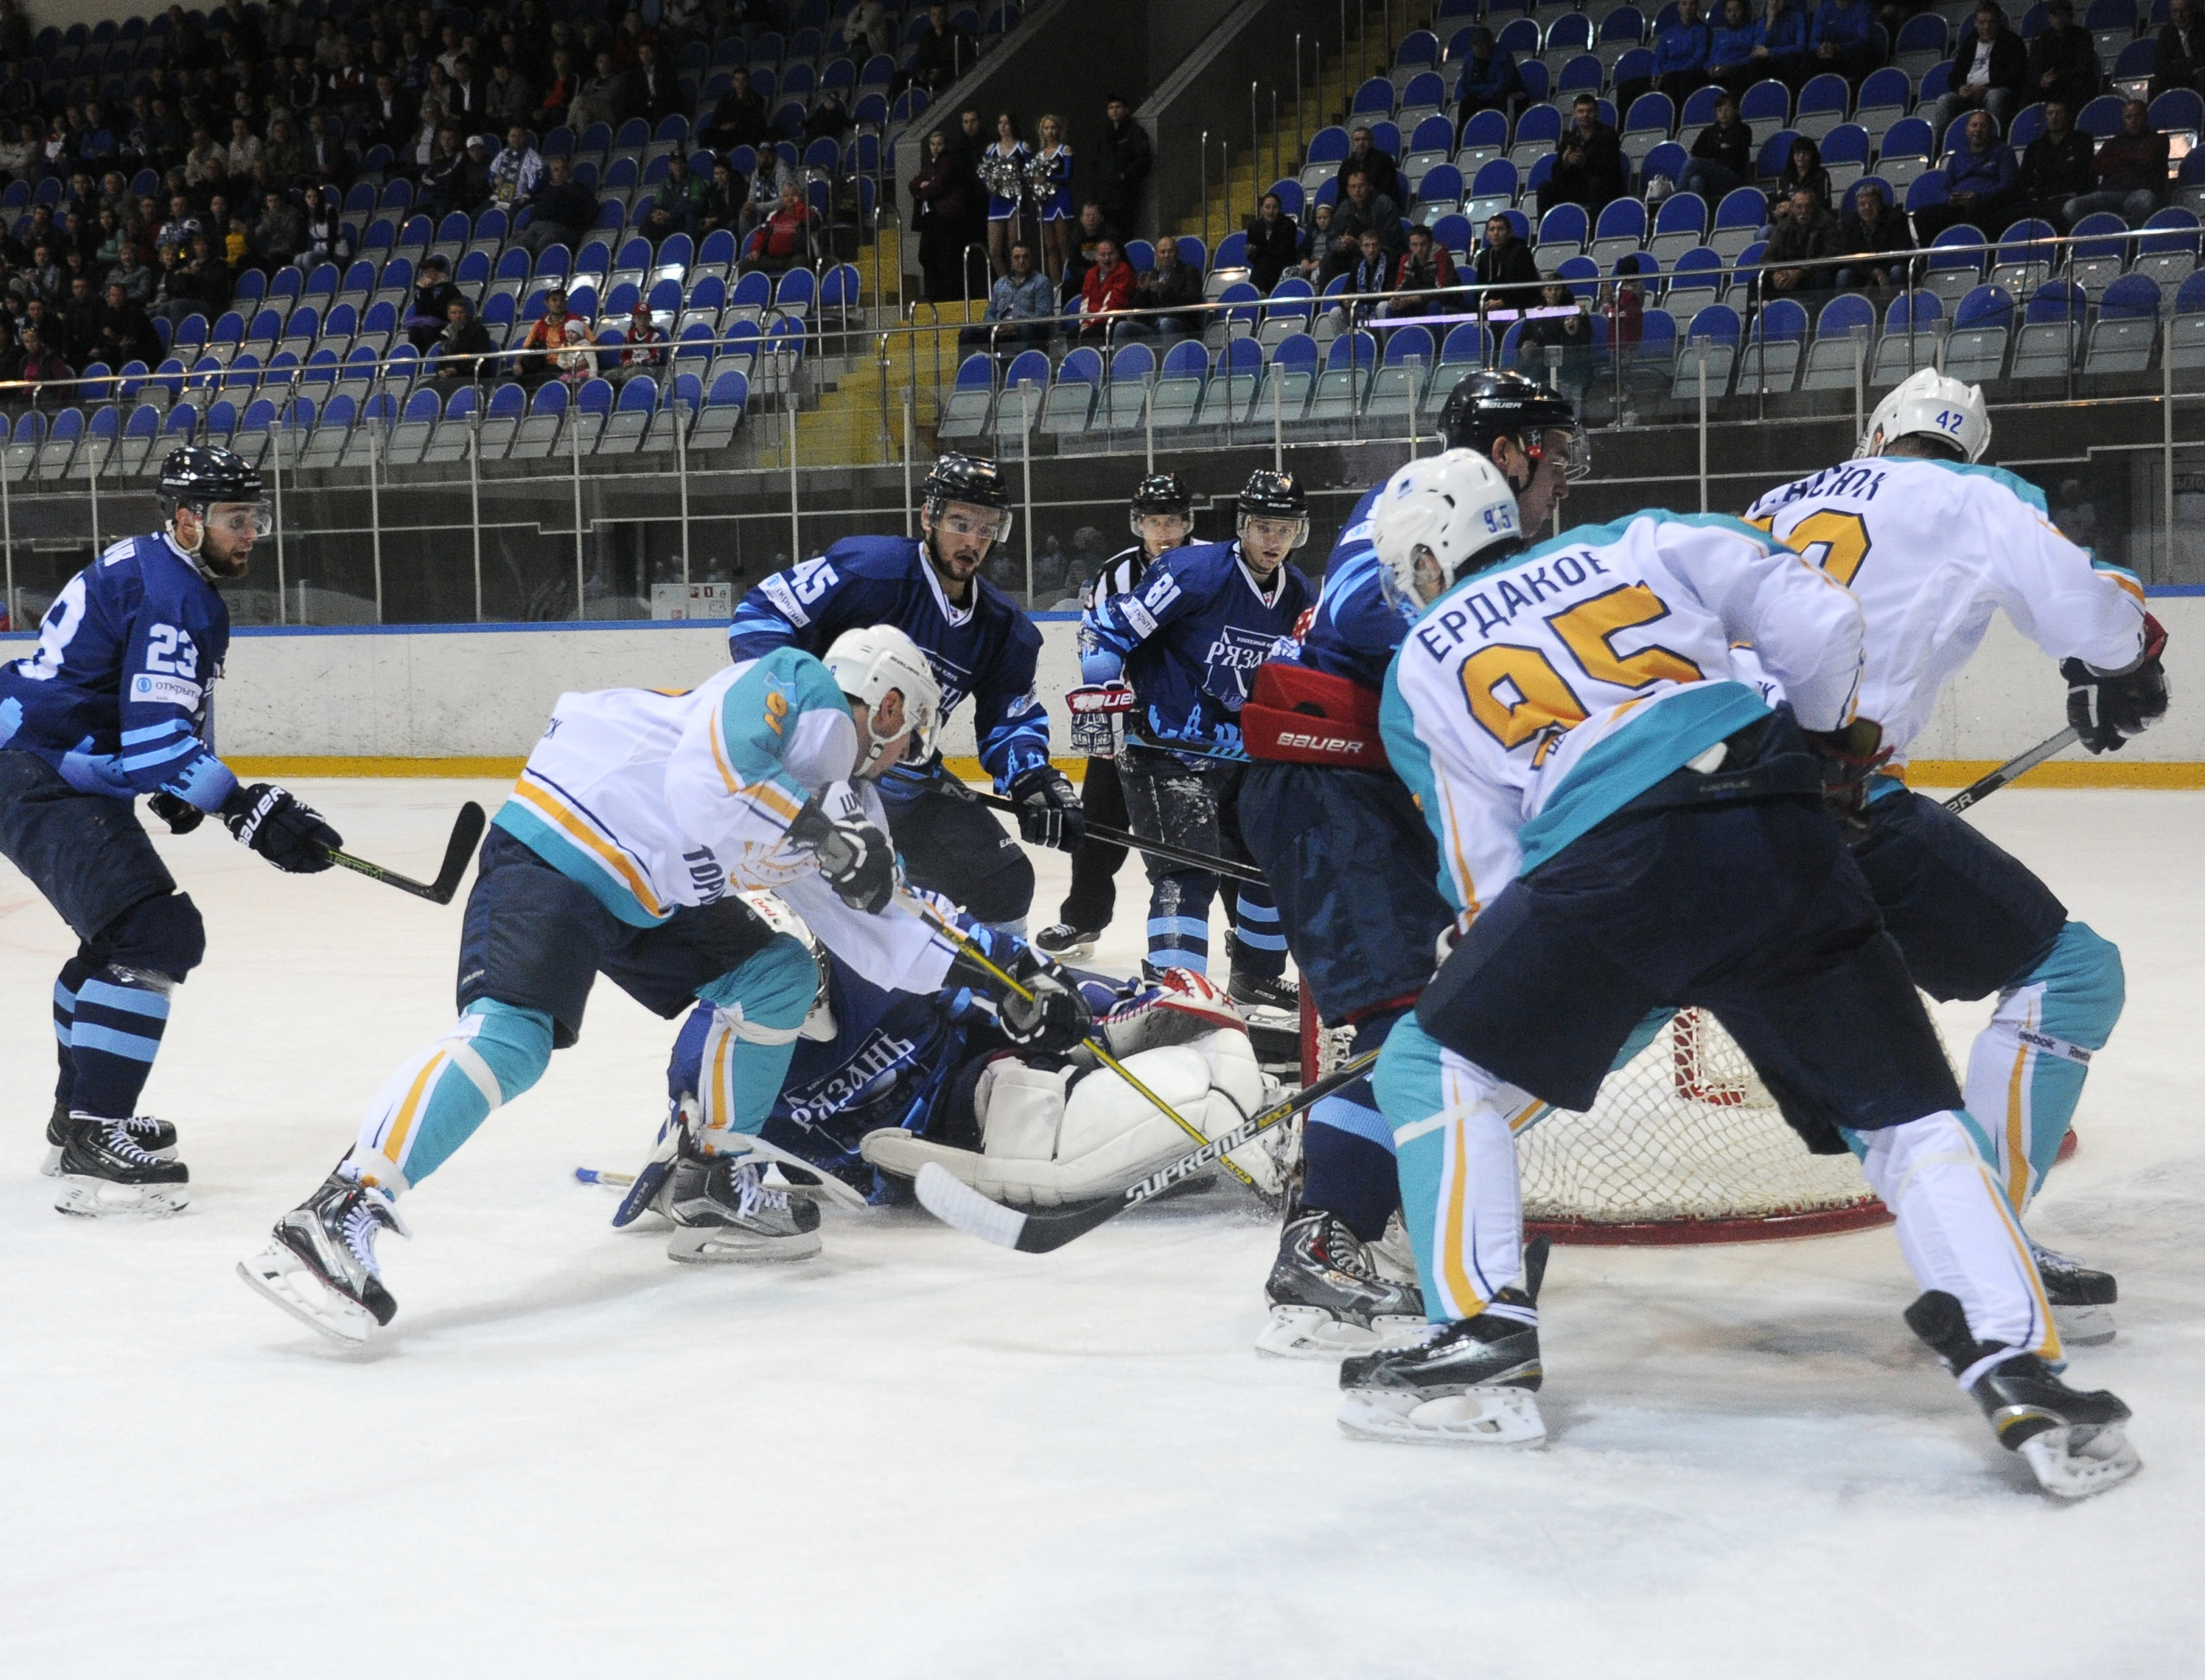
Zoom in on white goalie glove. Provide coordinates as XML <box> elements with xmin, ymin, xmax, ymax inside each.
<box><xmin>861</xmin><ymin>970</ymin><xmax>1285</xmax><ymax>1204</ymax></box>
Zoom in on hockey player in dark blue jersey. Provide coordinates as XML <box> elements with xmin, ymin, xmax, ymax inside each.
<box><xmin>725</xmin><ymin>453</ymin><xmax>1071</xmax><ymax>933</ymax></box>
<box><xmin>1082</xmin><ymin>468</ymin><xmax>1316</xmax><ymax>1013</ymax></box>
<box><xmin>629</xmin><ymin>912</ymin><xmax>1284</xmax><ymax>1221</ymax></box>
<box><xmin>0</xmin><ymin>445</ymin><xmax>343</xmax><ymax>1216</ymax></box>
<box><xmin>1237</xmin><ymin>372</ymin><xmax>1587</xmax><ymax>1356</ymax></box>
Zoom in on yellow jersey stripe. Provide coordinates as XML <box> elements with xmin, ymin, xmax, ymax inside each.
<box><xmin>510</xmin><ymin>778</ymin><xmax>666</xmax><ymax>918</ymax></box>
<box><xmin>1439</xmin><ymin>1116</ymin><xmax>1486</xmax><ymax>1318</ymax></box>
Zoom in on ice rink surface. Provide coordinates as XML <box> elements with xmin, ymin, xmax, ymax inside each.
<box><xmin>3</xmin><ymin>780</ymin><xmax>2201</xmax><ymax>1679</ymax></box>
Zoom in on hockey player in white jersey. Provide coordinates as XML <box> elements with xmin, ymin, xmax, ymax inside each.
<box><xmin>1742</xmin><ymin>367</ymin><xmax>2167</xmax><ymax>1342</ymax></box>
<box><xmin>1337</xmin><ymin>451</ymin><xmax>2137</xmax><ymax>1499</ymax></box>
<box><xmin>238</xmin><ymin>626</ymin><xmax>1092</xmax><ymax>1344</ymax></box>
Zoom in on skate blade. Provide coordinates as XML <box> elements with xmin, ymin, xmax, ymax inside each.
<box><xmin>666</xmin><ymin>1225</ymin><xmax>823</xmax><ymax>1264</ymax></box>
<box><xmin>236</xmin><ymin>1247</ymin><xmax>379</xmax><ymax>1345</ymax></box>
<box><xmin>2018</xmin><ymin>1423</ymin><xmax>2141</xmax><ymax>1499</ymax></box>
<box><xmin>52</xmin><ymin>1174</ymin><xmax>189</xmax><ymax>1218</ymax></box>
<box><xmin>1255</xmin><ymin>1306</ymin><xmax>1423</xmax><ymax>1361</ymax></box>
<box><xmin>1336</xmin><ymin>1385</ymin><xmax>1547</xmax><ymax>1446</ymax></box>
<box><xmin>2050</xmin><ymin>1301</ymin><xmax>2118</xmax><ymax>1346</ymax></box>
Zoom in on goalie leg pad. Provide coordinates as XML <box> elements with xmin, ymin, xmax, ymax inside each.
<box><xmin>1962</xmin><ymin>921</ymin><xmax>2123</xmax><ymax>1216</ymax></box>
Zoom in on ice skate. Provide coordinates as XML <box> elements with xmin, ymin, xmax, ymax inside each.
<box><xmin>42</xmin><ymin>1101</ymin><xmax>178</xmax><ymax>1177</ymax></box>
<box><xmin>1226</xmin><ymin>966</ymin><xmax>1299</xmax><ymax>1016</ymax></box>
<box><xmin>237</xmin><ymin>1171</ymin><xmax>410</xmax><ymax>1345</ymax></box>
<box><xmin>1904</xmin><ymin>1290</ymin><xmax>2139</xmax><ymax>1500</ymax></box>
<box><xmin>1256</xmin><ymin>1208</ymin><xmax>1424</xmax><ymax>1358</ymax></box>
<box><xmin>1032</xmin><ymin>924</ymin><xmax>1100</xmax><ymax>961</ymax></box>
<box><xmin>1336</xmin><ymin>1299</ymin><xmax>1546</xmax><ymax>1446</ymax></box>
<box><xmin>51</xmin><ymin>1113</ymin><xmax>190</xmax><ymax>1217</ymax></box>
<box><xmin>2028</xmin><ymin>1239</ymin><xmax>2119</xmax><ymax>1346</ymax></box>
<box><xmin>666</xmin><ymin>1154</ymin><xmax>822</xmax><ymax>1263</ymax></box>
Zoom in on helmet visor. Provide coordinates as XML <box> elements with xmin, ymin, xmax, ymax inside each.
<box><xmin>933</xmin><ymin>500</ymin><xmax>1013</xmax><ymax>545</ymax></box>
<box><xmin>1528</xmin><ymin>422</ymin><xmax>1590</xmax><ymax>483</ymax></box>
<box><xmin>201</xmin><ymin>500</ymin><xmax>273</xmax><ymax>540</ymax></box>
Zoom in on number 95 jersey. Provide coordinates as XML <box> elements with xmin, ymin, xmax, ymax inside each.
<box><xmin>1383</xmin><ymin>511</ymin><xmax>1865</xmax><ymax>920</ymax></box>
<box><xmin>1743</xmin><ymin>457</ymin><xmax>2145</xmax><ymax>762</ymax></box>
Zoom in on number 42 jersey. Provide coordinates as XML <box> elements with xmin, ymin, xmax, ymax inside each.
<box><xmin>1742</xmin><ymin>456</ymin><xmax>2145</xmax><ymax>762</ymax></box>
<box><xmin>1383</xmin><ymin>511</ymin><xmax>1866</xmax><ymax>924</ymax></box>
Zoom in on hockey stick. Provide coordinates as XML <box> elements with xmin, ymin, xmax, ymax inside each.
<box><xmin>326</xmin><ymin>802</ymin><xmax>487</xmax><ymax>905</ymax></box>
<box><xmin>905</xmin><ymin>895</ymin><xmax>1259</xmax><ymax>1186</ymax></box>
<box><xmin>916</xmin><ymin>1047</ymin><xmax>1381</xmax><ymax>1253</ymax></box>
<box><xmin>1940</xmin><ymin>727</ymin><xmax>2080</xmax><ymax>817</ymax></box>
<box><xmin>967</xmin><ymin>788</ymin><xmax>1268</xmax><ymax>884</ymax></box>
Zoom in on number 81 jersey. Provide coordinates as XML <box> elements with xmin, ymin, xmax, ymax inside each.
<box><xmin>1742</xmin><ymin>457</ymin><xmax>2145</xmax><ymax>762</ymax></box>
<box><xmin>1383</xmin><ymin>510</ymin><xmax>1865</xmax><ymax>922</ymax></box>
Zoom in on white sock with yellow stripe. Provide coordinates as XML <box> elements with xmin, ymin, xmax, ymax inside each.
<box><xmin>349</xmin><ymin>1001</ymin><xmax>555</xmax><ymax>1192</ymax></box>
<box><xmin>1855</xmin><ymin>1109</ymin><xmax>2063</xmax><ymax>1362</ymax></box>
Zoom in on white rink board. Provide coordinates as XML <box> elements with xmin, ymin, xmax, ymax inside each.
<box><xmin>8</xmin><ymin>594</ymin><xmax>2200</xmax><ymax>763</ymax></box>
<box><xmin>1</xmin><ymin>783</ymin><xmax>2201</xmax><ymax>1677</ymax></box>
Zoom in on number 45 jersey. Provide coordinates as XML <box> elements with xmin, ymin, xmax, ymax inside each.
<box><xmin>1383</xmin><ymin>511</ymin><xmax>1865</xmax><ymax>920</ymax></box>
<box><xmin>1742</xmin><ymin>457</ymin><xmax>2145</xmax><ymax>763</ymax></box>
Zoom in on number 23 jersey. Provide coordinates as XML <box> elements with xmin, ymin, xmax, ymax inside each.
<box><xmin>1383</xmin><ymin>511</ymin><xmax>1865</xmax><ymax>922</ymax></box>
<box><xmin>1742</xmin><ymin>457</ymin><xmax>2145</xmax><ymax>763</ymax></box>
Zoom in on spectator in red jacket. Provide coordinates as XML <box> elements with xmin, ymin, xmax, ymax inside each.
<box><xmin>1076</xmin><ymin>237</ymin><xmax>1135</xmax><ymax>340</ymax></box>
<box><xmin>741</xmin><ymin>181</ymin><xmax>821</xmax><ymax>275</ymax></box>
<box><xmin>1383</xmin><ymin>223</ymin><xmax>1460</xmax><ymax>320</ymax></box>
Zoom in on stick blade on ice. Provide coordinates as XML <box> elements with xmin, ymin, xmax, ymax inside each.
<box><xmin>914</xmin><ymin>1163</ymin><xmax>1031</xmax><ymax>1250</ymax></box>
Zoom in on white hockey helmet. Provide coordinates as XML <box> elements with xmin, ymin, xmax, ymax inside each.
<box><xmin>822</xmin><ymin>623</ymin><xmax>943</xmax><ymax>777</ymax></box>
<box><xmin>1855</xmin><ymin>365</ymin><xmax>1992</xmax><ymax>463</ymax></box>
<box><xmin>1369</xmin><ymin>448</ymin><xmax>1523</xmax><ymax>615</ymax></box>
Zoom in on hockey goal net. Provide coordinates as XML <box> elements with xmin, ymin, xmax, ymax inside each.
<box><xmin>1300</xmin><ymin>1000</ymin><xmax>1914</xmax><ymax>1244</ymax></box>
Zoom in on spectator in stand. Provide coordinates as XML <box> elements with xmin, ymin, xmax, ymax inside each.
<box><xmin>303</xmin><ymin>111</ymin><xmax>349</xmax><ymax>192</ymax></box>
<box><xmin>1094</xmin><ymin>95</ymin><xmax>1154</xmax><ymax>239</ymax></box>
<box><xmin>1832</xmin><ymin>180</ymin><xmax>1908</xmax><ymax>290</ymax></box>
<box><xmin>642</xmin><ymin>151</ymin><xmax>707</xmax><ymax>242</ymax></box>
<box><xmin>1914</xmin><ymin>108</ymin><xmax>2022</xmax><ymax>238</ymax></box>
<box><xmin>910</xmin><ymin>127</ymin><xmax>979</xmax><ymax>301</ymax></box>
<box><xmin>1518</xmin><ymin>279</ymin><xmax>1597</xmax><ymax>401</ymax></box>
<box><xmin>1808</xmin><ymin>0</ymin><xmax>1879</xmax><ymax>85</ymax></box>
<box><xmin>742</xmin><ymin>180</ymin><xmax>822</xmax><ymax>276</ymax></box>
<box><xmin>2152</xmin><ymin>0</ymin><xmax>2203</xmax><ymax>100</ymax></box>
<box><xmin>1060</xmin><ymin>201</ymin><xmax>1120</xmax><ymax>298</ymax></box>
<box><xmin>489</xmin><ymin>124</ymin><xmax>544</xmax><ymax>209</ymax></box>
<box><xmin>516</xmin><ymin>154</ymin><xmax>597</xmax><ymax>257</ymax></box>
<box><xmin>2065</xmin><ymin>98</ymin><xmax>2170</xmax><ymax>225</ymax></box>
<box><xmin>742</xmin><ymin>148</ymin><xmax>800</xmax><ymax>237</ymax></box>
<box><xmin>628</xmin><ymin>42</ymin><xmax>679</xmax><ymax>127</ymax></box>
<box><xmin>2020</xmin><ymin>96</ymin><xmax>2097</xmax><ymax>227</ymax></box>
<box><xmin>1384</xmin><ymin>222</ymin><xmax>1459</xmax><ymax>319</ymax></box>
<box><xmin>1471</xmin><ymin>211</ymin><xmax>1542</xmax><ymax>313</ymax></box>
<box><xmin>1340</xmin><ymin>228</ymin><xmax>1392</xmax><ymax>319</ymax></box>
<box><xmin>94</xmin><ymin>277</ymin><xmax>161</xmax><ymax>366</ymax></box>
<box><xmin>298</xmin><ymin>187</ymin><xmax>350</xmax><ymax>269</ymax></box>
<box><xmin>1455</xmin><ymin>28</ymin><xmax>1523</xmax><ymax>118</ymax></box>
<box><xmin>515</xmin><ymin>286</ymin><xmax>590</xmax><ymax>385</ymax></box>
<box><xmin>806</xmin><ymin>90</ymin><xmax>854</xmax><ymax>145</ymax></box>
<box><xmin>1544</xmin><ymin>93</ymin><xmax>1627</xmax><ymax>212</ymax></box>
<box><xmin>912</xmin><ymin>2</ymin><xmax>979</xmax><ymax>95</ymax></box>
<box><xmin>700</xmin><ymin>68</ymin><xmax>773</xmax><ymax>152</ymax></box>
<box><xmin>403</xmin><ymin>253</ymin><xmax>462</xmax><ymax>352</ymax></box>
<box><xmin>2028</xmin><ymin>0</ymin><xmax>2102</xmax><ymax>116</ymax></box>
<box><xmin>1076</xmin><ymin>236</ymin><xmax>1135</xmax><ymax>340</ymax></box>
<box><xmin>252</xmin><ymin>189</ymin><xmax>304</xmax><ymax>268</ymax></box>
<box><xmin>1333</xmin><ymin>124</ymin><xmax>1404</xmax><ymax>206</ymax></box>
<box><xmin>485</xmin><ymin>59</ymin><xmax>535</xmax><ymax>130</ymax></box>
<box><xmin>107</xmin><ymin>241</ymin><xmax>155</xmax><ymax>306</ymax></box>
<box><xmin>846</xmin><ymin>0</ymin><xmax>891</xmax><ymax>61</ymax></box>
<box><xmin>1128</xmin><ymin>235</ymin><xmax>1203</xmax><ymax>336</ymax></box>
<box><xmin>568</xmin><ymin>50</ymin><xmax>625</xmax><ymax>133</ymax></box>
<box><xmin>701</xmin><ymin>159</ymin><xmax>745</xmax><ymax>240</ymax></box>
<box><xmin>1329</xmin><ymin>166</ymin><xmax>1407</xmax><ymax>257</ymax></box>
<box><xmin>533</xmin><ymin>47</ymin><xmax>580</xmax><ymax>132</ymax></box>
<box><xmin>613</xmin><ymin>296</ymin><xmax>668</xmax><ymax>384</ymax></box>
<box><xmin>1763</xmin><ymin>185</ymin><xmax>1840</xmax><ymax>298</ymax></box>
<box><xmin>1773</xmin><ymin>134</ymin><xmax>1832</xmax><ymax>211</ymax></box>
<box><xmin>1933</xmin><ymin>5</ymin><xmax>2029</xmax><ymax>140</ymax></box>
<box><xmin>958</xmin><ymin>238</ymin><xmax>1055</xmax><ymax>353</ymax></box>
<box><xmin>58</xmin><ymin>272</ymin><xmax>102</xmax><ymax>369</ymax></box>
<box><xmin>428</xmin><ymin>296</ymin><xmax>495</xmax><ymax>384</ymax></box>
<box><xmin>420</xmin><ymin>127</ymin><xmax>470</xmax><ymax>218</ymax></box>
<box><xmin>1679</xmin><ymin>88</ymin><xmax>1754</xmax><ymax>202</ymax></box>
<box><xmin>1246</xmin><ymin>191</ymin><xmax>1301</xmax><ymax>292</ymax></box>
<box><xmin>1630</xmin><ymin>0</ymin><xmax>1712</xmax><ymax>108</ymax></box>
<box><xmin>1704</xmin><ymin>0</ymin><xmax>1766</xmax><ymax>95</ymax></box>
<box><xmin>4</xmin><ymin>320</ymin><xmax>68</xmax><ymax>400</ymax></box>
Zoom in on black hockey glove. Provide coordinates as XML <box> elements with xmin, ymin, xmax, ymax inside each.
<box><xmin>1803</xmin><ymin>718</ymin><xmax>1892</xmax><ymax>838</ymax></box>
<box><xmin>2064</xmin><ymin>613</ymin><xmax>2169</xmax><ymax>755</ymax></box>
<box><xmin>220</xmin><ymin>781</ymin><xmax>341</xmax><ymax>873</ymax></box>
<box><xmin>148</xmin><ymin>790</ymin><xmax>204</xmax><ymax>836</ymax></box>
<box><xmin>1009</xmin><ymin>764</ymin><xmax>1086</xmax><ymax>852</ymax></box>
<box><xmin>949</xmin><ymin>937</ymin><xmax>1094</xmax><ymax>1052</ymax></box>
<box><xmin>789</xmin><ymin>781</ymin><xmax>897</xmax><ymax>914</ymax></box>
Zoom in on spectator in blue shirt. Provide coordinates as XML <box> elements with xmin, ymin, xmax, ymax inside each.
<box><xmin>1456</xmin><ymin>28</ymin><xmax>1524</xmax><ymax>117</ymax></box>
<box><xmin>1914</xmin><ymin>108</ymin><xmax>2023</xmax><ymax>239</ymax></box>
<box><xmin>1706</xmin><ymin>0</ymin><xmax>1767</xmax><ymax>92</ymax></box>
<box><xmin>958</xmin><ymin>239</ymin><xmax>1056</xmax><ymax>354</ymax></box>
<box><xmin>1621</xmin><ymin>0</ymin><xmax>1714</xmax><ymax>109</ymax></box>
<box><xmin>1739</xmin><ymin>0</ymin><xmax>1816</xmax><ymax>90</ymax></box>
<box><xmin>1810</xmin><ymin>0</ymin><xmax>1879</xmax><ymax>85</ymax></box>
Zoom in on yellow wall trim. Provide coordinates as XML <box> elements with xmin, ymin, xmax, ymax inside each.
<box><xmin>232</xmin><ymin>755</ymin><xmax>2205</xmax><ymax>790</ymax></box>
